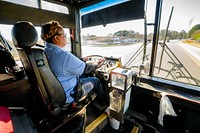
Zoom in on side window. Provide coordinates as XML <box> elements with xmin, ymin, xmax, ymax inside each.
<box><xmin>0</xmin><ymin>24</ymin><xmax>71</xmax><ymax>67</ymax></box>
<box><xmin>0</xmin><ymin>24</ymin><xmax>21</xmax><ymax>66</ymax></box>
<box><xmin>62</xmin><ymin>28</ymin><xmax>71</xmax><ymax>52</ymax></box>
<box><xmin>154</xmin><ymin>0</ymin><xmax>200</xmax><ymax>86</ymax></box>
<box><xmin>37</xmin><ymin>27</ymin><xmax>71</xmax><ymax>52</ymax></box>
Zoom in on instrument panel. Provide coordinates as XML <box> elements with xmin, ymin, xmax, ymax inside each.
<box><xmin>96</xmin><ymin>57</ymin><xmax>122</xmax><ymax>73</ymax></box>
<box><xmin>86</xmin><ymin>55</ymin><xmax>122</xmax><ymax>81</ymax></box>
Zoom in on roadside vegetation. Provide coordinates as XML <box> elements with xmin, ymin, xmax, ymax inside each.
<box><xmin>82</xmin><ymin>24</ymin><xmax>200</xmax><ymax>48</ymax></box>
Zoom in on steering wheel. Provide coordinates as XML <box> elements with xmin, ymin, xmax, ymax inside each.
<box><xmin>85</xmin><ymin>55</ymin><xmax>106</xmax><ymax>67</ymax></box>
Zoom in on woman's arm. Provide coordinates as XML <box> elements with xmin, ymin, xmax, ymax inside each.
<box><xmin>82</xmin><ymin>64</ymin><xmax>98</xmax><ymax>74</ymax></box>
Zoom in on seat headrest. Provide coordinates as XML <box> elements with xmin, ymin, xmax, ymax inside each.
<box><xmin>12</xmin><ymin>21</ymin><xmax>38</xmax><ymax>48</ymax></box>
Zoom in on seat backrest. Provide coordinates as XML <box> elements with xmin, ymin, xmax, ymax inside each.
<box><xmin>12</xmin><ymin>21</ymin><xmax>66</xmax><ymax>113</ymax></box>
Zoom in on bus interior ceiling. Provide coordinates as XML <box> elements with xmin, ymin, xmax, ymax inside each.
<box><xmin>0</xmin><ymin>0</ymin><xmax>200</xmax><ymax>133</ymax></box>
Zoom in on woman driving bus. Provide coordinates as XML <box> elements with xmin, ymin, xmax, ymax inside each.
<box><xmin>41</xmin><ymin>20</ymin><xmax>106</xmax><ymax>105</ymax></box>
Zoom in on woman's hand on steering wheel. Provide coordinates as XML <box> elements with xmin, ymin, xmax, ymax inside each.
<box><xmin>82</xmin><ymin>56</ymin><xmax>89</xmax><ymax>62</ymax></box>
<box><xmin>85</xmin><ymin>55</ymin><xmax>105</xmax><ymax>68</ymax></box>
<box><xmin>96</xmin><ymin>58</ymin><xmax>105</xmax><ymax>68</ymax></box>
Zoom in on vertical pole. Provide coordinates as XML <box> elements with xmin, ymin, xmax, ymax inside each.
<box><xmin>158</xmin><ymin>6</ymin><xmax>174</xmax><ymax>73</ymax></box>
<box><xmin>37</xmin><ymin>0</ymin><xmax>42</xmax><ymax>9</ymax></box>
<box><xmin>73</xmin><ymin>7</ymin><xmax>82</xmax><ymax>58</ymax></box>
<box><xmin>142</xmin><ymin>11</ymin><xmax>147</xmax><ymax>64</ymax></box>
<box><xmin>149</xmin><ymin>0</ymin><xmax>163</xmax><ymax>76</ymax></box>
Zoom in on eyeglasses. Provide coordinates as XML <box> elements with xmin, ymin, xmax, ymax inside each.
<box><xmin>56</xmin><ymin>33</ymin><xmax>67</xmax><ymax>38</ymax></box>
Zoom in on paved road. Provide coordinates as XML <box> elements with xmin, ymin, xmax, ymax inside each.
<box><xmin>82</xmin><ymin>40</ymin><xmax>200</xmax><ymax>85</ymax></box>
<box><xmin>156</xmin><ymin>41</ymin><xmax>200</xmax><ymax>85</ymax></box>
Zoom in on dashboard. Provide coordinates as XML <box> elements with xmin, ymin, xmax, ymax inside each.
<box><xmin>86</xmin><ymin>55</ymin><xmax>122</xmax><ymax>81</ymax></box>
<box><xmin>96</xmin><ymin>57</ymin><xmax>122</xmax><ymax>73</ymax></box>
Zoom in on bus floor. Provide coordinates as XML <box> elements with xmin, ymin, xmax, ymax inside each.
<box><xmin>85</xmin><ymin>102</ymin><xmax>155</xmax><ymax>133</ymax></box>
<box><xmin>99</xmin><ymin>113</ymin><xmax>157</xmax><ymax>133</ymax></box>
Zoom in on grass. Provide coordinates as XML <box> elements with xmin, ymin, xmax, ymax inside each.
<box><xmin>182</xmin><ymin>39</ymin><xmax>200</xmax><ymax>48</ymax></box>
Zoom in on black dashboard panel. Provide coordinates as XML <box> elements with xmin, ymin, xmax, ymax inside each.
<box><xmin>96</xmin><ymin>56</ymin><xmax>122</xmax><ymax>73</ymax></box>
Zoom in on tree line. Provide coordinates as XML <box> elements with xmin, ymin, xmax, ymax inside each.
<box><xmin>113</xmin><ymin>24</ymin><xmax>200</xmax><ymax>41</ymax></box>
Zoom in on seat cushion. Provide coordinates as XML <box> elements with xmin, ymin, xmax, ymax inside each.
<box><xmin>0</xmin><ymin>106</ymin><xmax>13</xmax><ymax>133</ymax></box>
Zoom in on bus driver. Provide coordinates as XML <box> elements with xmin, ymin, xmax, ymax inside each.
<box><xmin>41</xmin><ymin>20</ymin><xmax>106</xmax><ymax>106</ymax></box>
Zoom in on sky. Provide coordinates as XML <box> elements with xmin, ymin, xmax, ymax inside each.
<box><xmin>1</xmin><ymin>0</ymin><xmax>200</xmax><ymax>40</ymax></box>
<box><xmin>161</xmin><ymin>0</ymin><xmax>200</xmax><ymax>32</ymax></box>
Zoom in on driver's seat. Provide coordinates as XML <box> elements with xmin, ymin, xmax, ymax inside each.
<box><xmin>12</xmin><ymin>21</ymin><xmax>96</xmax><ymax>132</ymax></box>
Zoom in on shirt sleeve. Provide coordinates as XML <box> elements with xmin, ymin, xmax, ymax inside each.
<box><xmin>63</xmin><ymin>52</ymin><xmax>86</xmax><ymax>76</ymax></box>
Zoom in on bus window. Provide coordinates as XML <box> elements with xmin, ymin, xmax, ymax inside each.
<box><xmin>154</xmin><ymin>0</ymin><xmax>200</xmax><ymax>86</ymax></box>
<box><xmin>62</xmin><ymin>28</ymin><xmax>71</xmax><ymax>51</ymax></box>
<box><xmin>3</xmin><ymin>0</ymin><xmax>69</xmax><ymax>14</ymax></box>
<box><xmin>81</xmin><ymin>19</ymin><xmax>145</xmax><ymax>67</ymax></box>
<box><xmin>2</xmin><ymin>0</ymin><xmax>38</xmax><ymax>8</ymax></box>
<box><xmin>0</xmin><ymin>24</ymin><xmax>20</xmax><ymax>62</ymax></box>
<box><xmin>80</xmin><ymin>0</ymin><xmax>155</xmax><ymax>76</ymax></box>
<box><xmin>36</xmin><ymin>27</ymin><xmax>71</xmax><ymax>52</ymax></box>
<box><xmin>80</xmin><ymin>0</ymin><xmax>200</xmax><ymax>87</ymax></box>
<box><xmin>41</xmin><ymin>1</ymin><xmax>69</xmax><ymax>14</ymax></box>
<box><xmin>0</xmin><ymin>24</ymin><xmax>71</xmax><ymax>63</ymax></box>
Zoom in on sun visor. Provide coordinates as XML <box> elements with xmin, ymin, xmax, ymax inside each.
<box><xmin>81</xmin><ymin>0</ymin><xmax>145</xmax><ymax>28</ymax></box>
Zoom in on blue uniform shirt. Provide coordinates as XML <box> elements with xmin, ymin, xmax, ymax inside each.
<box><xmin>44</xmin><ymin>43</ymin><xmax>86</xmax><ymax>103</ymax></box>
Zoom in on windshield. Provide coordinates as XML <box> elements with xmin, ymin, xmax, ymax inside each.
<box><xmin>80</xmin><ymin>0</ymin><xmax>200</xmax><ymax>87</ymax></box>
<box><xmin>81</xmin><ymin>19</ymin><xmax>146</xmax><ymax>65</ymax></box>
